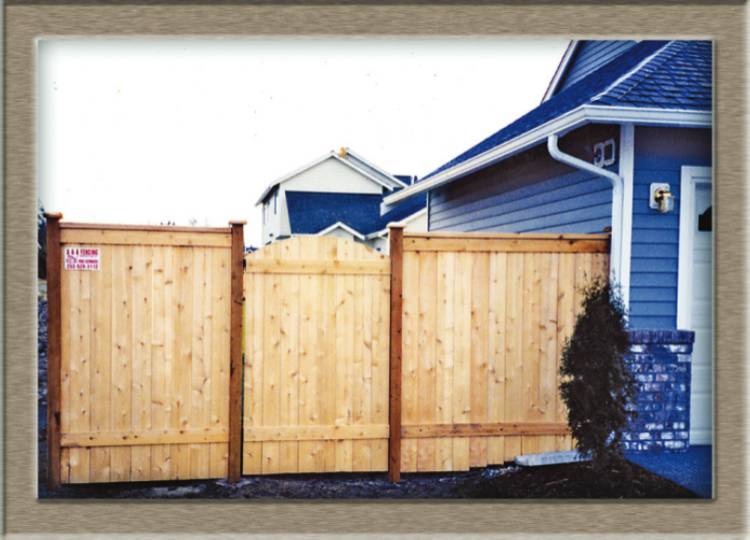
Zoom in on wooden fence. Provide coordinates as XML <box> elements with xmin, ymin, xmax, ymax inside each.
<box><xmin>45</xmin><ymin>215</ymin><xmax>245</xmax><ymax>487</ymax></box>
<box><xmin>388</xmin><ymin>230</ymin><xmax>610</xmax><ymax>480</ymax></box>
<box><xmin>46</xmin><ymin>215</ymin><xmax>609</xmax><ymax>486</ymax></box>
<box><xmin>242</xmin><ymin>236</ymin><xmax>391</xmax><ymax>474</ymax></box>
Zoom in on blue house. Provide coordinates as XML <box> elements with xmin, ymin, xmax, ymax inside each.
<box><xmin>385</xmin><ymin>40</ymin><xmax>712</xmax><ymax>454</ymax></box>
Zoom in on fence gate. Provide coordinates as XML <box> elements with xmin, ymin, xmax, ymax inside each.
<box><xmin>242</xmin><ymin>236</ymin><xmax>391</xmax><ymax>474</ymax></box>
<box><xmin>46</xmin><ymin>217</ymin><xmax>243</xmax><ymax>486</ymax></box>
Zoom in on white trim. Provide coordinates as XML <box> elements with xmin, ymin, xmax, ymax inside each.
<box><xmin>255</xmin><ymin>152</ymin><xmax>332</xmax><ymax>205</ymax></box>
<box><xmin>677</xmin><ymin>165</ymin><xmax>712</xmax><ymax>329</ymax></box>
<box><xmin>618</xmin><ymin>124</ymin><xmax>635</xmax><ymax>309</ymax></box>
<box><xmin>541</xmin><ymin>40</ymin><xmax>578</xmax><ymax>103</ymax></box>
<box><xmin>343</xmin><ymin>148</ymin><xmax>408</xmax><ymax>188</ymax></box>
<box><xmin>255</xmin><ymin>149</ymin><xmax>401</xmax><ymax>206</ymax></box>
<box><xmin>316</xmin><ymin>221</ymin><xmax>366</xmax><ymax>241</ymax></box>
<box><xmin>583</xmin><ymin>105</ymin><xmax>711</xmax><ymax>128</ymax></box>
<box><xmin>331</xmin><ymin>153</ymin><xmax>398</xmax><ymax>192</ymax></box>
<box><xmin>366</xmin><ymin>208</ymin><xmax>428</xmax><ymax>239</ymax></box>
<box><xmin>384</xmin><ymin>105</ymin><xmax>712</xmax><ymax>206</ymax></box>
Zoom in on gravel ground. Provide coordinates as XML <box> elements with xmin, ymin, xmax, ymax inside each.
<box><xmin>37</xmin><ymin>296</ymin><xmax>696</xmax><ymax>499</ymax></box>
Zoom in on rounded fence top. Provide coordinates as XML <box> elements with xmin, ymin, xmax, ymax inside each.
<box><xmin>43</xmin><ymin>211</ymin><xmax>63</xmax><ymax>220</ymax></box>
<box><xmin>228</xmin><ymin>220</ymin><xmax>247</xmax><ymax>226</ymax></box>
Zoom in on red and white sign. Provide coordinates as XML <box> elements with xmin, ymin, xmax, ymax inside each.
<box><xmin>64</xmin><ymin>247</ymin><xmax>101</xmax><ymax>271</ymax></box>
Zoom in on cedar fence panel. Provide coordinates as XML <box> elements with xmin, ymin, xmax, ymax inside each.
<box><xmin>47</xmin><ymin>218</ymin><xmax>239</xmax><ymax>485</ymax></box>
<box><xmin>396</xmin><ymin>232</ymin><xmax>610</xmax><ymax>473</ymax></box>
<box><xmin>46</xmin><ymin>217</ymin><xmax>610</xmax><ymax>486</ymax></box>
<box><xmin>242</xmin><ymin>236</ymin><xmax>391</xmax><ymax>474</ymax></box>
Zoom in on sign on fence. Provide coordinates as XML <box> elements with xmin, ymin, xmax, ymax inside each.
<box><xmin>64</xmin><ymin>246</ymin><xmax>100</xmax><ymax>271</ymax></box>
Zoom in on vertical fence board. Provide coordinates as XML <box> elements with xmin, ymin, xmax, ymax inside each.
<box><xmin>131</xmin><ymin>246</ymin><xmax>153</xmax><ymax>481</ymax></box>
<box><xmin>374</xmin><ymin>271</ymin><xmax>390</xmax><ymax>472</ymax></box>
<box><xmin>90</xmin><ymin>246</ymin><xmax>113</xmax><ymax>482</ymax></box>
<box><xmin>243</xmin><ymin>269</ymin><xmax>264</xmax><ymax>474</ymax></box>
<box><xmin>296</xmin><ymin>239</ymin><xmax>316</xmax><ymax>473</ymax></box>
<box><xmin>487</xmin><ymin>252</ymin><xmax>507</xmax><ymax>464</ymax></box>
<box><xmin>556</xmin><ymin>253</ymin><xmax>575</xmax><ymax>451</ymax></box>
<box><xmin>400</xmin><ymin>251</ymin><xmax>419</xmax><ymax>472</ymax></box>
<box><xmin>150</xmin><ymin>248</ymin><xmax>168</xmax><ymax>480</ymax></box>
<box><xmin>521</xmin><ymin>253</ymin><xmax>541</xmax><ymax>456</ymax></box>
<box><xmin>451</xmin><ymin>253</ymin><xmax>472</xmax><ymax>471</ymax></box>
<box><xmin>435</xmin><ymin>251</ymin><xmax>455</xmax><ymax>471</ymax></box>
<box><xmin>416</xmin><ymin>252</ymin><xmax>437</xmax><ymax>472</ymax></box>
<box><xmin>278</xmin><ymin>238</ymin><xmax>300</xmax><ymax>473</ymax></box>
<box><xmin>469</xmin><ymin>252</ymin><xmax>489</xmax><ymax>468</ymax></box>
<box><xmin>538</xmin><ymin>254</ymin><xmax>559</xmax><ymax>453</ymax></box>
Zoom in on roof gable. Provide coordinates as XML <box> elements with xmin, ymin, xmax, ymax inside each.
<box><xmin>544</xmin><ymin>40</ymin><xmax>638</xmax><ymax>101</ymax></box>
<box><xmin>255</xmin><ymin>148</ymin><xmax>406</xmax><ymax>205</ymax></box>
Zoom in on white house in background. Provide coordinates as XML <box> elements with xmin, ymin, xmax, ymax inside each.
<box><xmin>255</xmin><ymin>147</ymin><xmax>427</xmax><ymax>252</ymax></box>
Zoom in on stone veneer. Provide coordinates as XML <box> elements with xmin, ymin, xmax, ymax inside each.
<box><xmin>623</xmin><ymin>329</ymin><xmax>695</xmax><ymax>452</ymax></box>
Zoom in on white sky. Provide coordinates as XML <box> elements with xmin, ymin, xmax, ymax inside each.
<box><xmin>38</xmin><ymin>38</ymin><xmax>568</xmax><ymax>246</ymax></box>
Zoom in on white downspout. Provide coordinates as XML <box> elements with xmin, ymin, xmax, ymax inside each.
<box><xmin>547</xmin><ymin>134</ymin><xmax>624</xmax><ymax>287</ymax></box>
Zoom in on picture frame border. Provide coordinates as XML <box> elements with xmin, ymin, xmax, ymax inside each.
<box><xmin>4</xmin><ymin>1</ymin><xmax>744</xmax><ymax>536</ymax></box>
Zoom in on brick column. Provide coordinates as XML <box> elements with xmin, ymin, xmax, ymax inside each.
<box><xmin>623</xmin><ymin>329</ymin><xmax>695</xmax><ymax>452</ymax></box>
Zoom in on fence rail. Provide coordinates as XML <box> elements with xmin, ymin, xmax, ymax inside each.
<box><xmin>46</xmin><ymin>216</ymin><xmax>609</xmax><ymax>486</ymax></box>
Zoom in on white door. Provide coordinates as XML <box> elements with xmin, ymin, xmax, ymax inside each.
<box><xmin>678</xmin><ymin>166</ymin><xmax>712</xmax><ymax>446</ymax></box>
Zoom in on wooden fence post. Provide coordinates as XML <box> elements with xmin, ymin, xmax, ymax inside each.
<box><xmin>388</xmin><ymin>225</ymin><xmax>404</xmax><ymax>482</ymax></box>
<box><xmin>228</xmin><ymin>220</ymin><xmax>246</xmax><ymax>482</ymax></box>
<box><xmin>45</xmin><ymin>211</ymin><xmax>63</xmax><ymax>490</ymax></box>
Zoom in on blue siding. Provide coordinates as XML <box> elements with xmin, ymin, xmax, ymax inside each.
<box><xmin>430</xmin><ymin>125</ymin><xmax>618</xmax><ymax>235</ymax></box>
<box><xmin>629</xmin><ymin>126</ymin><xmax>711</xmax><ymax>329</ymax></box>
<box><xmin>556</xmin><ymin>41</ymin><xmax>637</xmax><ymax>94</ymax></box>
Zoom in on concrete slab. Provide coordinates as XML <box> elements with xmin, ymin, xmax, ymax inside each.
<box><xmin>515</xmin><ymin>450</ymin><xmax>590</xmax><ymax>467</ymax></box>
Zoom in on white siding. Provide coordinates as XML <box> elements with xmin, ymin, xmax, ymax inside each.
<box><xmin>404</xmin><ymin>211</ymin><xmax>428</xmax><ymax>232</ymax></box>
<box><xmin>283</xmin><ymin>157</ymin><xmax>384</xmax><ymax>195</ymax></box>
<box><xmin>319</xmin><ymin>227</ymin><xmax>359</xmax><ymax>242</ymax></box>
<box><xmin>261</xmin><ymin>195</ymin><xmax>283</xmax><ymax>245</ymax></box>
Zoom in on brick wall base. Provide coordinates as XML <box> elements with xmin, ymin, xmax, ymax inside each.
<box><xmin>623</xmin><ymin>329</ymin><xmax>695</xmax><ymax>452</ymax></box>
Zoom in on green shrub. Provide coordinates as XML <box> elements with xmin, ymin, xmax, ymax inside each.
<box><xmin>559</xmin><ymin>277</ymin><xmax>636</xmax><ymax>471</ymax></box>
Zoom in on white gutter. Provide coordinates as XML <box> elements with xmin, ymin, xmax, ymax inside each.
<box><xmin>383</xmin><ymin>105</ymin><xmax>710</xmax><ymax>207</ymax></box>
<box><xmin>546</xmin><ymin>134</ymin><xmax>623</xmax><ymax>285</ymax></box>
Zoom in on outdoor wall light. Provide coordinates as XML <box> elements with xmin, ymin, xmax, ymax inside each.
<box><xmin>649</xmin><ymin>182</ymin><xmax>675</xmax><ymax>213</ymax></box>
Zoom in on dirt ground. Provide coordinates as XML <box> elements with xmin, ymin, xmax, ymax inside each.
<box><xmin>37</xmin><ymin>297</ymin><xmax>696</xmax><ymax>499</ymax></box>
